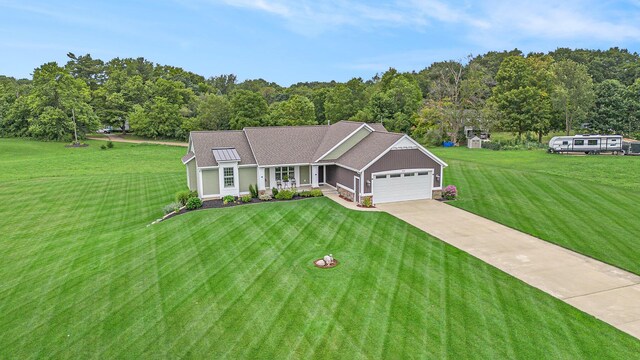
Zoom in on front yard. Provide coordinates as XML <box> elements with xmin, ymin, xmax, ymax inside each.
<box><xmin>0</xmin><ymin>139</ymin><xmax>638</xmax><ymax>358</ymax></box>
<box><xmin>431</xmin><ymin>147</ymin><xmax>640</xmax><ymax>275</ymax></box>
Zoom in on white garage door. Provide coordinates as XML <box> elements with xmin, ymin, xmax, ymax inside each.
<box><xmin>372</xmin><ymin>170</ymin><xmax>433</xmax><ymax>204</ymax></box>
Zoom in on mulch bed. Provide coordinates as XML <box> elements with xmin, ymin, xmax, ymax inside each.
<box><xmin>162</xmin><ymin>195</ymin><xmax>318</xmax><ymax>221</ymax></box>
<box><xmin>65</xmin><ymin>143</ymin><xmax>89</xmax><ymax>148</ymax></box>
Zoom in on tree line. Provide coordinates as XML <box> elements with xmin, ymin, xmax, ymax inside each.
<box><xmin>1</xmin><ymin>47</ymin><xmax>639</xmax><ymax>143</ymax></box>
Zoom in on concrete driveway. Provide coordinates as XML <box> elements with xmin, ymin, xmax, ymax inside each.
<box><xmin>376</xmin><ymin>200</ymin><xmax>640</xmax><ymax>340</ymax></box>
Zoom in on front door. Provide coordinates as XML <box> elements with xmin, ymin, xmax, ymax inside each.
<box><xmin>318</xmin><ymin>166</ymin><xmax>325</xmax><ymax>184</ymax></box>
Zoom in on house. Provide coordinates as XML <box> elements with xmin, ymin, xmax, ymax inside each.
<box><xmin>182</xmin><ymin>121</ymin><xmax>447</xmax><ymax>205</ymax></box>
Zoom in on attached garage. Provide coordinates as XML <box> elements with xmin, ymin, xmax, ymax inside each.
<box><xmin>371</xmin><ymin>169</ymin><xmax>433</xmax><ymax>204</ymax></box>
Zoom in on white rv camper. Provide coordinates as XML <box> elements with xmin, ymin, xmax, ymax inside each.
<box><xmin>548</xmin><ymin>135</ymin><xmax>624</xmax><ymax>155</ymax></box>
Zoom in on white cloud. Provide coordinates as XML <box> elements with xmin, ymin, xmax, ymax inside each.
<box><xmin>200</xmin><ymin>0</ymin><xmax>489</xmax><ymax>35</ymax></box>
<box><xmin>220</xmin><ymin>0</ymin><xmax>292</xmax><ymax>16</ymax></box>
<box><xmin>184</xmin><ymin>0</ymin><xmax>640</xmax><ymax>45</ymax></box>
<box><xmin>471</xmin><ymin>1</ymin><xmax>640</xmax><ymax>47</ymax></box>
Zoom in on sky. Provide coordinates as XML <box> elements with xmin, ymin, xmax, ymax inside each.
<box><xmin>1</xmin><ymin>0</ymin><xmax>640</xmax><ymax>85</ymax></box>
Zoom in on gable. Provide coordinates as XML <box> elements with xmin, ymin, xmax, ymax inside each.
<box><xmin>322</xmin><ymin>126</ymin><xmax>371</xmax><ymax>161</ymax></box>
<box><xmin>391</xmin><ymin>136</ymin><xmax>418</xmax><ymax>149</ymax></box>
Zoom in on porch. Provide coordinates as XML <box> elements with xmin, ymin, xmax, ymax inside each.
<box><xmin>258</xmin><ymin>164</ymin><xmax>329</xmax><ymax>191</ymax></box>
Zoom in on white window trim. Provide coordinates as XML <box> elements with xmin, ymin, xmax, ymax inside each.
<box><xmin>223</xmin><ymin>167</ymin><xmax>235</xmax><ymax>188</ymax></box>
<box><xmin>274</xmin><ymin>166</ymin><xmax>296</xmax><ymax>182</ymax></box>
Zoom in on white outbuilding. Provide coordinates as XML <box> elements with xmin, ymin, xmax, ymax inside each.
<box><xmin>467</xmin><ymin>136</ymin><xmax>482</xmax><ymax>149</ymax></box>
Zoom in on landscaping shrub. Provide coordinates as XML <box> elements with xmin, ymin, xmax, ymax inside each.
<box><xmin>185</xmin><ymin>197</ymin><xmax>203</xmax><ymax>210</ymax></box>
<box><xmin>162</xmin><ymin>202</ymin><xmax>181</xmax><ymax>214</ymax></box>
<box><xmin>271</xmin><ymin>187</ymin><xmax>279</xmax><ymax>197</ymax></box>
<box><xmin>106</xmin><ymin>141</ymin><xmax>114</xmax><ymax>149</ymax></box>
<box><xmin>299</xmin><ymin>189</ymin><xmax>323</xmax><ymax>197</ymax></box>
<box><xmin>442</xmin><ymin>185</ymin><xmax>457</xmax><ymax>200</ymax></box>
<box><xmin>175</xmin><ymin>190</ymin><xmax>194</xmax><ymax>206</ymax></box>
<box><xmin>481</xmin><ymin>139</ymin><xmax>546</xmax><ymax>151</ymax></box>
<box><xmin>223</xmin><ymin>195</ymin><xmax>236</xmax><ymax>205</ymax></box>
<box><xmin>362</xmin><ymin>196</ymin><xmax>373</xmax><ymax>208</ymax></box>
<box><xmin>310</xmin><ymin>189</ymin><xmax>323</xmax><ymax>197</ymax></box>
<box><xmin>259</xmin><ymin>194</ymin><xmax>272</xmax><ymax>201</ymax></box>
<box><xmin>249</xmin><ymin>184</ymin><xmax>259</xmax><ymax>198</ymax></box>
<box><xmin>241</xmin><ymin>194</ymin><xmax>252</xmax><ymax>203</ymax></box>
<box><xmin>275</xmin><ymin>189</ymin><xmax>294</xmax><ymax>200</ymax></box>
<box><xmin>100</xmin><ymin>144</ymin><xmax>107</xmax><ymax>150</ymax></box>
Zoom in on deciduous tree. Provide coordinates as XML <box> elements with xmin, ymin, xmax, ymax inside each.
<box><xmin>552</xmin><ymin>60</ymin><xmax>595</xmax><ymax>135</ymax></box>
<box><xmin>229</xmin><ymin>90</ymin><xmax>268</xmax><ymax>129</ymax></box>
<box><xmin>591</xmin><ymin>79</ymin><xmax>627</xmax><ymax>133</ymax></box>
<box><xmin>267</xmin><ymin>95</ymin><xmax>315</xmax><ymax>126</ymax></box>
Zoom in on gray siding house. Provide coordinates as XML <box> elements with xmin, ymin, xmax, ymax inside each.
<box><xmin>182</xmin><ymin>121</ymin><xmax>447</xmax><ymax>205</ymax></box>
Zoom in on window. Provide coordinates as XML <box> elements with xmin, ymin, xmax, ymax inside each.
<box><xmin>574</xmin><ymin>140</ymin><xmax>584</xmax><ymax>146</ymax></box>
<box><xmin>390</xmin><ymin>174</ymin><xmax>401</xmax><ymax>178</ymax></box>
<box><xmin>223</xmin><ymin>167</ymin><xmax>234</xmax><ymax>188</ymax></box>
<box><xmin>588</xmin><ymin>140</ymin><xmax>598</xmax><ymax>145</ymax></box>
<box><xmin>611</xmin><ymin>139</ymin><xmax>617</xmax><ymax>142</ymax></box>
<box><xmin>417</xmin><ymin>172</ymin><xmax>429</xmax><ymax>176</ymax></box>
<box><xmin>275</xmin><ymin>166</ymin><xmax>295</xmax><ymax>181</ymax></box>
<box><xmin>375</xmin><ymin>175</ymin><xmax>387</xmax><ymax>179</ymax></box>
<box><xmin>562</xmin><ymin>141</ymin><xmax>568</xmax><ymax>145</ymax></box>
<box><xmin>404</xmin><ymin>173</ymin><xmax>415</xmax><ymax>177</ymax></box>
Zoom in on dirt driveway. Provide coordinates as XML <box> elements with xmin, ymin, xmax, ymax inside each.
<box><xmin>87</xmin><ymin>135</ymin><xmax>187</xmax><ymax>147</ymax></box>
<box><xmin>377</xmin><ymin>200</ymin><xmax>640</xmax><ymax>340</ymax></box>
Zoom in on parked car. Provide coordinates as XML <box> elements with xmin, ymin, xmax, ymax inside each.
<box><xmin>97</xmin><ymin>128</ymin><xmax>111</xmax><ymax>134</ymax></box>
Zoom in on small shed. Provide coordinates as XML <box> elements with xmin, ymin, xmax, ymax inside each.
<box><xmin>467</xmin><ymin>136</ymin><xmax>482</xmax><ymax>149</ymax></box>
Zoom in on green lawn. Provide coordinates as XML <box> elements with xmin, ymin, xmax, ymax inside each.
<box><xmin>431</xmin><ymin>146</ymin><xmax>640</xmax><ymax>275</ymax></box>
<box><xmin>1</xmin><ymin>139</ymin><xmax>639</xmax><ymax>358</ymax></box>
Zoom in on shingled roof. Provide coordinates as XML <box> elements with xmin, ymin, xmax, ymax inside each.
<box><xmin>244</xmin><ymin>125</ymin><xmax>329</xmax><ymax>166</ymax></box>
<box><xmin>312</xmin><ymin>121</ymin><xmax>367</xmax><ymax>161</ymax></box>
<box><xmin>187</xmin><ymin>121</ymin><xmax>391</xmax><ymax>168</ymax></box>
<box><xmin>190</xmin><ymin>131</ymin><xmax>256</xmax><ymax>167</ymax></box>
<box><xmin>334</xmin><ymin>131</ymin><xmax>404</xmax><ymax>170</ymax></box>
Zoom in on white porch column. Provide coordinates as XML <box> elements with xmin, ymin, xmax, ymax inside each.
<box><xmin>197</xmin><ymin>168</ymin><xmax>203</xmax><ymax>198</ymax></box>
<box><xmin>311</xmin><ymin>165</ymin><xmax>319</xmax><ymax>188</ymax></box>
<box><xmin>257</xmin><ymin>167</ymin><xmax>266</xmax><ymax>191</ymax></box>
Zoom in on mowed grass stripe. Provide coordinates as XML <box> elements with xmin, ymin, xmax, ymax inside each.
<box><xmin>162</xmin><ymin>204</ymin><xmax>310</xmax><ymax>357</ymax></box>
<box><xmin>445</xmin><ymin>155</ymin><xmax>640</xmax><ymax>275</ymax></box>
<box><xmin>2</xmin><ymin>139</ymin><xmax>640</xmax><ymax>359</ymax></box>
<box><xmin>110</xmin><ymin>210</ymin><xmax>270</xmax><ymax>357</ymax></box>
<box><xmin>219</xmin><ymin>202</ymin><xmax>364</xmax><ymax>357</ymax></box>
<box><xmin>435</xmin><ymin>147</ymin><xmax>640</xmax><ymax>275</ymax></box>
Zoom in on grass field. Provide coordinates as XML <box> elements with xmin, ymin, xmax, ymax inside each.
<box><xmin>431</xmin><ymin>146</ymin><xmax>640</xmax><ymax>275</ymax></box>
<box><xmin>1</xmin><ymin>139</ymin><xmax>639</xmax><ymax>358</ymax></box>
